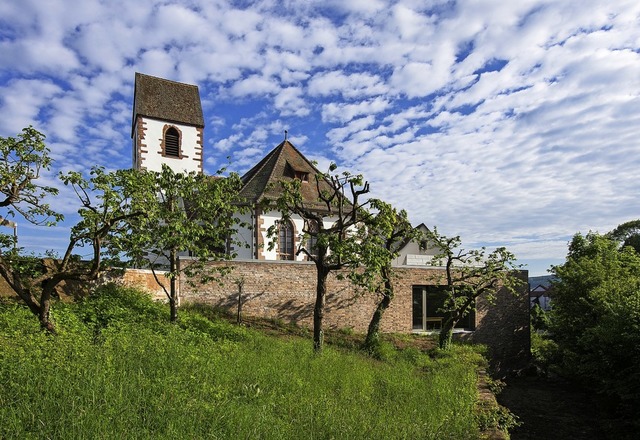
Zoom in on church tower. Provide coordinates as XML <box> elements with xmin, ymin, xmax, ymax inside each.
<box><xmin>131</xmin><ymin>73</ymin><xmax>204</xmax><ymax>174</ymax></box>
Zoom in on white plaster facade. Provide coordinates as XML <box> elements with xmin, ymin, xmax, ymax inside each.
<box><xmin>231</xmin><ymin>209</ymin><xmax>338</xmax><ymax>261</ymax></box>
<box><xmin>133</xmin><ymin>117</ymin><xmax>202</xmax><ymax>174</ymax></box>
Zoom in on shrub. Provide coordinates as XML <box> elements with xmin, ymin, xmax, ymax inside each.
<box><xmin>75</xmin><ymin>283</ymin><xmax>166</xmax><ymax>332</ymax></box>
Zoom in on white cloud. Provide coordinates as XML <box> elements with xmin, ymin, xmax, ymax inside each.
<box><xmin>0</xmin><ymin>79</ymin><xmax>62</xmax><ymax>134</ymax></box>
<box><xmin>308</xmin><ymin>71</ymin><xmax>388</xmax><ymax>98</ymax></box>
<box><xmin>274</xmin><ymin>86</ymin><xmax>310</xmax><ymax>117</ymax></box>
<box><xmin>0</xmin><ymin>39</ymin><xmax>80</xmax><ymax>74</ymax></box>
<box><xmin>228</xmin><ymin>74</ymin><xmax>280</xmax><ymax>97</ymax></box>
<box><xmin>321</xmin><ymin>97</ymin><xmax>390</xmax><ymax>124</ymax></box>
<box><xmin>389</xmin><ymin>62</ymin><xmax>452</xmax><ymax>98</ymax></box>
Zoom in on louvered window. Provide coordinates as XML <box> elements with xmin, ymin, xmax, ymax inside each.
<box><xmin>164</xmin><ymin>127</ymin><xmax>180</xmax><ymax>157</ymax></box>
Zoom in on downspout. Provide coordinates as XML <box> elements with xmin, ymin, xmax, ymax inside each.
<box><xmin>253</xmin><ymin>207</ymin><xmax>258</xmax><ymax>259</ymax></box>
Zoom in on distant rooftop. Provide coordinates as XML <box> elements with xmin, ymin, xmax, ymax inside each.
<box><xmin>529</xmin><ymin>275</ymin><xmax>557</xmax><ymax>288</ymax></box>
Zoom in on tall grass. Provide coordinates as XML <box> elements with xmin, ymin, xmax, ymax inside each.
<box><xmin>0</xmin><ymin>285</ymin><xmax>483</xmax><ymax>439</ymax></box>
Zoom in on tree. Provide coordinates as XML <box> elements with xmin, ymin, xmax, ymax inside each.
<box><xmin>607</xmin><ymin>219</ymin><xmax>640</xmax><ymax>253</ymax></box>
<box><xmin>0</xmin><ymin>127</ymin><xmax>149</xmax><ymax>332</ymax></box>
<box><xmin>425</xmin><ymin>228</ymin><xmax>523</xmax><ymax>350</ymax></box>
<box><xmin>0</xmin><ymin>126</ymin><xmax>62</xmax><ymax>231</ymax></box>
<box><xmin>550</xmin><ymin>231</ymin><xmax>640</xmax><ymax>416</ymax></box>
<box><xmin>269</xmin><ymin>164</ymin><xmax>371</xmax><ymax>352</ymax></box>
<box><xmin>123</xmin><ymin>164</ymin><xmax>245</xmax><ymax>322</ymax></box>
<box><xmin>352</xmin><ymin>199</ymin><xmax>418</xmax><ymax>353</ymax></box>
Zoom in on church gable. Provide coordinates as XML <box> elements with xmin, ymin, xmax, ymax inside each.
<box><xmin>238</xmin><ymin>140</ymin><xmax>333</xmax><ymax>211</ymax></box>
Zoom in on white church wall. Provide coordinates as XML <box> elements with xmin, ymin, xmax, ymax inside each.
<box><xmin>231</xmin><ymin>211</ymin><xmax>254</xmax><ymax>259</ymax></box>
<box><xmin>257</xmin><ymin>210</ymin><xmax>338</xmax><ymax>261</ymax></box>
<box><xmin>135</xmin><ymin>117</ymin><xmax>202</xmax><ymax>174</ymax></box>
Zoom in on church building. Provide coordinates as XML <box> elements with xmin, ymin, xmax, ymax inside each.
<box><xmin>132</xmin><ymin>72</ymin><xmax>345</xmax><ymax>262</ymax></box>
<box><xmin>130</xmin><ymin>73</ymin><xmax>531</xmax><ymax>371</ymax></box>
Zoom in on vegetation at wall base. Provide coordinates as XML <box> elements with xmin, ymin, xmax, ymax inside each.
<box><xmin>0</xmin><ymin>285</ymin><xmax>512</xmax><ymax>439</ymax></box>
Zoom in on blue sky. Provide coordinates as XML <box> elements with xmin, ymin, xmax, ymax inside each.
<box><xmin>1</xmin><ymin>0</ymin><xmax>639</xmax><ymax>276</ymax></box>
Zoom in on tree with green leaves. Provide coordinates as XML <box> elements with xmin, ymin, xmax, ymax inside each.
<box><xmin>269</xmin><ymin>164</ymin><xmax>371</xmax><ymax>352</ymax></box>
<box><xmin>607</xmin><ymin>219</ymin><xmax>640</xmax><ymax>253</ymax></box>
<box><xmin>425</xmin><ymin>228</ymin><xmax>523</xmax><ymax>350</ymax></box>
<box><xmin>352</xmin><ymin>199</ymin><xmax>418</xmax><ymax>353</ymax></box>
<box><xmin>0</xmin><ymin>126</ymin><xmax>62</xmax><ymax>230</ymax></box>
<box><xmin>123</xmin><ymin>164</ymin><xmax>245</xmax><ymax>322</ymax></box>
<box><xmin>550</xmin><ymin>231</ymin><xmax>640</xmax><ymax>418</ymax></box>
<box><xmin>0</xmin><ymin>127</ymin><xmax>151</xmax><ymax>331</ymax></box>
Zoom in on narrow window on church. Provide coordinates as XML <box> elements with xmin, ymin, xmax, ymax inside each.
<box><xmin>306</xmin><ymin>220</ymin><xmax>319</xmax><ymax>257</ymax></box>
<box><xmin>279</xmin><ymin>220</ymin><xmax>295</xmax><ymax>260</ymax></box>
<box><xmin>164</xmin><ymin>127</ymin><xmax>180</xmax><ymax>157</ymax></box>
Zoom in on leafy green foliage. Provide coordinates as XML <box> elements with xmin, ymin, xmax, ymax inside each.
<box><xmin>475</xmin><ymin>402</ymin><xmax>521</xmax><ymax>433</ymax></box>
<box><xmin>530</xmin><ymin>331</ymin><xmax>561</xmax><ymax>376</ymax></box>
<box><xmin>0</xmin><ymin>126</ymin><xmax>62</xmax><ymax>229</ymax></box>
<box><xmin>530</xmin><ymin>303</ymin><xmax>550</xmax><ymax>331</ymax></box>
<box><xmin>550</xmin><ymin>231</ymin><xmax>640</xmax><ymax>421</ymax></box>
<box><xmin>352</xmin><ymin>199</ymin><xmax>419</xmax><ymax>352</ymax></box>
<box><xmin>607</xmin><ymin>219</ymin><xmax>640</xmax><ymax>253</ymax></box>
<box><xmin>123</xmin><ymin>164</ymin><xmax>246</xmax><ymax>322</ymax></box>
<box><xmin>74</xmin><ymin>283</ymin><xmax>166</xmax><ymax>332</ymax></box>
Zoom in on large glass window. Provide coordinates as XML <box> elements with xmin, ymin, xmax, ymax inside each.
<box><xmin>412</xmin><ymin>285</ymin><xmax>475</xmax><ymax>331</ymax></box>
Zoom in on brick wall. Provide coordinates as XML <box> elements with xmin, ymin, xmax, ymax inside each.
<box><xmin>0</xmin><ymin>268</ymin><xmax>170</xmax><ymax>303</ymax></box>
<box><xmin>110</xmin><ymin>269</ymin><xmax>170</xmax><ymax>302</ymax></box>
<box><xmin>179</xmin><ymin>258</ymin><xmax>530</xmax><ymax>371</ymax></box>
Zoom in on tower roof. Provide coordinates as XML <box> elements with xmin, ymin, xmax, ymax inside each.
<box><xmin>132</xmin><ymin>73</ymin><xmax>204</xmax><ymax>137</ymax></box>
<box><xmin>238</xmin><ymin>140</ymin><xmax>334</xmax><ymax>211</ymax></box>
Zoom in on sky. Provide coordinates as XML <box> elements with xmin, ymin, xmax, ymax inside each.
<box><xmin>1</xmin><ymin>0</ymin><xmax>639</xmax><ymax>276</ymax></box>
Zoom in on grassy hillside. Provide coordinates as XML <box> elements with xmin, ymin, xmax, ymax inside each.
<box><xmin>0</xmin><ymin>285</ymin><xmax>494</xmax><ymax>439</ymax></box>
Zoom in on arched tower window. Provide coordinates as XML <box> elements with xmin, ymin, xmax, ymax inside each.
<box><xmin>279</xmin><ymin>220</ymin><xmax>295</xmax><ymax>260</ymax></box>
<box><xmin>164</xmin><ymin>127</ymin><xmax>180</xmax><ymax>157</ymax></box>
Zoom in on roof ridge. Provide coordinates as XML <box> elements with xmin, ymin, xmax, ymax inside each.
<box><xmin>135</xmin><ymin>72</ymin><xmax>199</xmax><ymax>90</ymax></box>
<box><xmin>237</xmin><ymin>139</ymin><xmax>337</xmax><ymax>209</ymax></box>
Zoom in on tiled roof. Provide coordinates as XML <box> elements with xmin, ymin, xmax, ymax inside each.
<box><xmin>238</xmin><ymin>140</ymin><xmax>334</xmax><ymax>211</ymax></box>
<box><xmin>132</xmin><ymin>73</ymin><xmax>204</xmax><ymax>136</ymax></box>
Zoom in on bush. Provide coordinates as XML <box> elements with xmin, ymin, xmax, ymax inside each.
<box><xmin>530</xmin><ymin>332</ymin><xmax>560</xmax><ymax>375</ymax></box>
<box><xmin>74</xmin><ymin>283</ymin><xmax>166</xmax><ymax>332</ymax></box>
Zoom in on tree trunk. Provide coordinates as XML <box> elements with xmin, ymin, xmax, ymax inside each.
<box><xmin>439</xmin><ymin>315</ymin><xmax>455</xmax><ymax>350</ymax></box>
<box><xmin>38</xmin><ymin>284</ymin><xmax>56</xmax><ymax>334</ymax></box>
<box><xmin>169</xmin><ymin>247</ymin><xmax>178</xmax><ymax>323</ymax></box>
<box><xmin>0</xmin><ymin>264</ymin><xmax>42</xmax><ymax>318</ymax></box>
<box><xmin>313</xmin><ymin>266</ymin><xmax>328</xmax><ymax>353</ymax></box>
<box><xmin>364</xmin><ymin>268</ymin><xmax>393</xmax><ymax>352</ymax></box>
<box><xmin>439</xmin><ymin>299</ymin><xmax>473</xmax><ymax>350</ymax></box>
<box><xmin>236</xmin><ymin>280</ymin><xmax>243</xmax><ymax>325</ymax></box>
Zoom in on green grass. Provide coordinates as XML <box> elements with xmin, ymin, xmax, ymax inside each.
<box><xmin>0</xmin><ymin>285</ymin><xmax>485</xmax><ymax>439</ymax></box>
